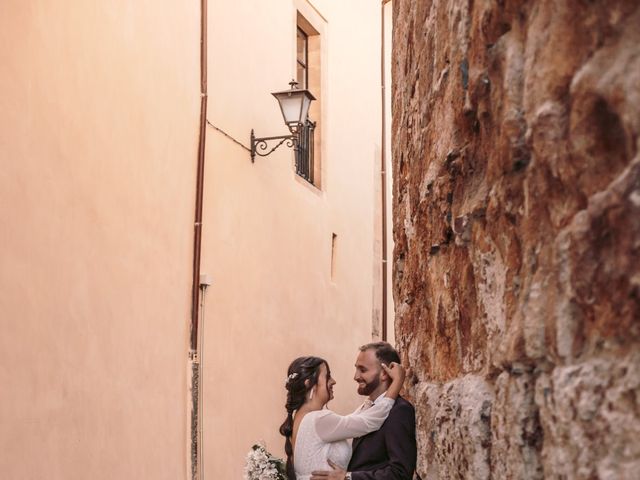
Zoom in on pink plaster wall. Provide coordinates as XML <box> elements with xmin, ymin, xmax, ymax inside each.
<box><xmin>0</xmin><ymin>1</ymin><xmax>200</xmax><ymax>478</ymax></box>
<box><xmin>201</xmin><ymin>1</ymin><xmax>388</xmax><ymax>478</ymax></box>
<box><xmin>0</xmin><ymin>1</ymin><xmax>391</xmax><ymax>478</ymax></box>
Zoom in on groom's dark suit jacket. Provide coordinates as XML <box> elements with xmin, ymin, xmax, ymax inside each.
<box><xmin>348</xmin><ymin>396</ymin><xmax>416</xmax><ymax>479</ymax></box>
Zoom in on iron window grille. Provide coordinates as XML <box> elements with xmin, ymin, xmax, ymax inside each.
<box><xmin>295</xmin><ymin>120</ymin><xmax>316</xmax><ymax>183</ymax></box>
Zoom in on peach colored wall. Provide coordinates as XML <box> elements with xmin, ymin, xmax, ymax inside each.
<box><xmin>1</xmin><ymin>1</ymin><xmax>392</xmax><ymax>478</ymax></box>
<box><xmin>0</xmin><ymin>1</ymin><xmax>199</xmax><ymax>479</ymax></box>
<box><xmin>201</xmin><ymin>1</ymin><xmax>387</xmax><ymax>477</ymax></box>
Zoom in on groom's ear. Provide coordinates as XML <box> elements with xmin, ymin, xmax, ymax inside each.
<box><xmin>379</xmin><ymin>365</ymin><xmax>389</xmax><ymax>382</ymax></box>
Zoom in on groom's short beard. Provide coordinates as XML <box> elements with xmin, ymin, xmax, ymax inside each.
<box><xmin>358</xmin><ymin>375</ymin><xmax>381</xmax><ymax>396</ymax></box>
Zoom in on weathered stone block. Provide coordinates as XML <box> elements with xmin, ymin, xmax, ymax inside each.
<box><xmin>393</xmin><ymin>0</ymin><xmax>640</xmax><ymax>477</ymax></box>
<box><xmin>491</xmin><ymin>369</ymin><xmax>543</xmax><ymax>479</ymax></box>
<box><xmin>414</xmin><ymin>376</ymin><xmax>493</xmax><ymax>480</ymax></box>
<box><xmin>535</xmin><ymin>353</ymin><xmax>640</xmax><ymax>479</ymax></box>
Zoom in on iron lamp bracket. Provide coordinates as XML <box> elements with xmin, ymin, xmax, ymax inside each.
<box><xmin>250</xmin><ymin>129</ymin><xmax>298</xmax><ymax>163</ymax></box>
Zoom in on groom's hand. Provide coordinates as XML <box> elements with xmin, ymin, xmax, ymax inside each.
<box><xmin>310</xmin><ymin>459</ymin><xmax>347</xmax><ymax>480</ymax></box>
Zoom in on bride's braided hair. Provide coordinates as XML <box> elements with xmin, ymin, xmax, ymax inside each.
<box><xmin>279</xmin><ymin>356</ymin><xmax>326</xmax><ymax>480</ymax></box>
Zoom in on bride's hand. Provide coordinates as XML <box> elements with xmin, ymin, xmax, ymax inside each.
<box><xmin>382</xmin><ymin>361</ymin><xmax>405</xmax><ymax>384</ymax></box>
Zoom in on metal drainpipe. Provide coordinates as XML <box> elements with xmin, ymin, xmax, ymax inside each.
<box><xmin>190</xmin><ymin>0</ymin><xmax>208</xmax><ymax>478</ymax></box>
<box><xmin>381</xmin><ymin>0</ymin><xmax>391</xmax><ymax>341</ymax></box>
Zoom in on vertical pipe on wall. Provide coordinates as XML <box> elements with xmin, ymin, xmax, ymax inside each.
<box><xmin>190</xmin><ymin>0</ymin><xmax>208</xmax><ymax>479</ymax></box>
<box><xmin>192</xmin><ymin>0</ymin><xmax>208</xmax><ymax>352</ymax></box>
<box><xmin>381</xmin><ymin>0</ymin><xmax>391</xmax><ymax>341</ymax></box>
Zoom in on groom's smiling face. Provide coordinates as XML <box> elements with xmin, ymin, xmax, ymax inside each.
<box><xmin>354</xmin><ymin>349</ymin><xmax>384</xmax><ymax>397</ymax></box>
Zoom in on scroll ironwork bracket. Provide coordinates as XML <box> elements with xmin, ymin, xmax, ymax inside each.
<box><xmin>250</xmin><ymin>129</ymin><xmax>298</xmax><ymax>163</ymax></box>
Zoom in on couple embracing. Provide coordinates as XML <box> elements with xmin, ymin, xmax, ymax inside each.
<box><xmin>279</xmin><ymin>342</ymin><xmax>417</xmax><ymax>480</ymax></box>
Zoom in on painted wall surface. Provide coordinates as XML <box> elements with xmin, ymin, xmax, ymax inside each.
<box><xmin>0</xmin><ymin>1</ymin><xmax>199</xmax><ymax>479</ymax></box>
<box><xmin>201</xmin><ymin>0</ymin><xmax>388</xmax><ymax>477</ymax></box>
<box><xmin>1</xmin><ymin>1</ymin><xmax>391</xmax><ymax>478</ymax></box>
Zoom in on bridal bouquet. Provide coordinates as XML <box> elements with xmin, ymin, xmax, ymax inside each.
<box><xmin>243</xmin><ymin>443</ymin><xmax>287</xmax><ymax>480</ymax></box>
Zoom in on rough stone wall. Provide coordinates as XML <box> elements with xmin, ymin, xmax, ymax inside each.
<box><xmin>391</xmin><ymin>1</ymin><xmax>640</xmax><ymax>478</ymax></box>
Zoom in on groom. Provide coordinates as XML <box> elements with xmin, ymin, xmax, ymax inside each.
<box><xmin>311</xmin><ymin>342</ymin><xmax>417</xmax><ymax>480</ymax></box>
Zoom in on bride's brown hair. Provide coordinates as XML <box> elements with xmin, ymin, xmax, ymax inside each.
<box><xmin>279</xmin><ymin>356</ymin><xmax>327</xmax><ymax>480</ymax></box>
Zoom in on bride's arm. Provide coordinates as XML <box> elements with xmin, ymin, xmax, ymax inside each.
<box><xmin>314</xmin><ymin>362</ymin><xmax>406</xmax><ymax>443</ymax></box>
<box><xmin>314</xmin><ymin>397</ymin><xmax>395</xmax><ymax>443</ymax></box>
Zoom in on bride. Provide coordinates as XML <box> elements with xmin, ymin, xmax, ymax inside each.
<box><xmin>279</xmin><ymin>356</ymin><xmax>405</xmax><ymax>480</ymax></box>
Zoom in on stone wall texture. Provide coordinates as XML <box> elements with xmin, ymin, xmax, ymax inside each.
<box><xmin>391</xmin><ymin>1</ymin><xmax>640</xmax><ymax>478</ymax></box>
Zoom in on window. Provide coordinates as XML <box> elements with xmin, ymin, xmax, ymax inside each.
<box><xmin>295</xmin><ymin>13</ymin><xmax>321</xmax><ymax>187</ymax></box>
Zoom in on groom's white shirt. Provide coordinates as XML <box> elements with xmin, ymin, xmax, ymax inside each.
<box><xmin>356</xmin><ymin>390</ymin><xmax>388</xmax><ymax>413</ymax></box>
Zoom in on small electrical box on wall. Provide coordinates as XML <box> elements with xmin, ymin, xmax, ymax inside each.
<box><xmin>199</xmin><ymin>274</ymin><xmax>212</xmax><ymax>288</ymax></box>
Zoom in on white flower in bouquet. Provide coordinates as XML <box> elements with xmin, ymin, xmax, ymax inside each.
<box><xmin>243</xmin><ymin>443</ymin><xmax>287</xmax><ymax>480</ymax></box>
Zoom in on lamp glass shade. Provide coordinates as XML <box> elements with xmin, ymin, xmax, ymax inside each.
<box><xmin>272</xmin><ymin>88</ymin><xmax>316</xmax><ymax>126</ymax></box>
<box><xmin>299</xmin><ymin>94</ymin><xmax>312</xmax><ymax>125</ymax></box>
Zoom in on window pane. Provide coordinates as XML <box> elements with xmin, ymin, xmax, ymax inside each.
<box><xmin>297</xmin><ymin>63</ymin><xmax>306</xmax><ymax>89</ymax></box>
<box><xmin>297</xmin><ymin>28</ymin><xmax>307</xmax><ymax>65</ymax></box>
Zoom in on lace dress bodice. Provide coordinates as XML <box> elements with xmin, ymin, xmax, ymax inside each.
<box><xmin>293</xmin><ymin>410</ymin><xmax>352</xmax><ymax>479</ymax></box>
<box><xmin>293</xmin><ymin>396</ymin><xmax>394</xmax><ymax>480</ymax></box>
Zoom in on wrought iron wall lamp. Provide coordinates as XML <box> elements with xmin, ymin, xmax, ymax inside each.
<box><xmin>250</xmin><ymin>80</ymin><xmax>316</xmax><ymax>162</ymax></box>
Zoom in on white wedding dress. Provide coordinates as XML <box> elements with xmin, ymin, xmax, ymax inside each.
<box><xmin>293</xmin><ymin>395</ymin><xmax>394</xmax><ymax>480</ymax></box>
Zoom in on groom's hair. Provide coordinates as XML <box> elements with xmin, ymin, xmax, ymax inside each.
<box><xmin>359</xmin><ymin>341</ymin><xmax>401</xmax><ymax>365</ymax></box>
